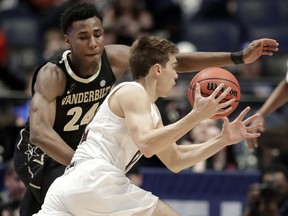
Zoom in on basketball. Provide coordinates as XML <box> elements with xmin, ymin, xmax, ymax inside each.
<box><xmin>188</xmin><ymin>67</ymin><xmax>241</xmax><ymax>119</ymax></box>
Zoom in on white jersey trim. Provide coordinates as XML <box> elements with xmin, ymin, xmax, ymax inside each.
<box><xmin>62</xmin><ymin>50</ymin><xmax>102</xmax><ymax>83</ymax></box>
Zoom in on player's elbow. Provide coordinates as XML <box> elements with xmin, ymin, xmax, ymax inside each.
<box><xmin>163</xmin><ymin>154</ymin><xmax>183</xmax><ymax>173</ymax></box>
<box><xmin>29</xmin><ymin>127</ymin><xmax>43</xmax><ymax>146</ymax></box>
<box><xmin>139</xmin><ymin>144</ymin><xmax>154</xmax><ymax>158</ymax></box>
<box><xmin>29</xmin><ymin>133</ymin><xmax>41</xmax><ymax>146</ymax></box>
<box><xmin>166</xmin><ymin>164</ymin><xmax>182</xmax><ymax>173</ymax></box>
<box><xmin>141</xmin><ymin>149</ymin><xmax>154</xmax><ymax>158</ymax></box>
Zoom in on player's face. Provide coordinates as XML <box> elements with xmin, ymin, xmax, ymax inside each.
<box><xmin>65</xmin><ymin>17</ymin><xmax>104</xmax><ymax>65</ymax></box>
<box><xmin>158</xmin><ymin>55</ymin><xmax>178</xmax><ymax>97</ymax></box>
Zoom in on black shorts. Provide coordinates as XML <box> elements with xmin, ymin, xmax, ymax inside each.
<box><xmin>14</xmin><ymin>129</ymin><xmax>66</xmax><ymax>215</ymax></box>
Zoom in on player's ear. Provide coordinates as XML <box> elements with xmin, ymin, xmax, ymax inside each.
<box><xmin>152</xmin><ymin>63</ymin><xmax>162</xmax><ymax>77</ymax></box>
<box><xmin>64</xmin><ymin>35</ymin><xmax>70</xmax><ymax>48</ymax></box>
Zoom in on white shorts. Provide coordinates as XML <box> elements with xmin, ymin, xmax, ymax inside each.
<box><xmin>33</xmin><ymin>159</ymin><xmax>158</xmax><ymax>216</ymax></box>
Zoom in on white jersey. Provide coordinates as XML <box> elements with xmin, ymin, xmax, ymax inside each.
<box><xmin>34</xmin><ymin>82</ymin><xmax>160</xmax><ymax>216</ymax></box>
<box><xmin>72</xmin><ymin>81</ymin><xmax>160</xmax><ymax>173</ymax></box>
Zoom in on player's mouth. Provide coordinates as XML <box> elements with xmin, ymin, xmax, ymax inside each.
<box><xmin>86</xmin><ymin>53</ymin><xmax>98</xmax><ymax>57</ymax></box>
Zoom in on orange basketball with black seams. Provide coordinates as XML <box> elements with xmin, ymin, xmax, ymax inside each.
<box><xmin>188</xmin><ymin>67</ymin><xmax>241</xmax><ymax>119</ymax></box>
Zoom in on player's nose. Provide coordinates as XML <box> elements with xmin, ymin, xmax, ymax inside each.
<box><xmin>89</xmin><ymin>37</ymin><xmax>97</xmax><ymax>49</ymax></box>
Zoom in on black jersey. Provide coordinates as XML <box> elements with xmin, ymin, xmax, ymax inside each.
<box><xmin>14</xmin><ymin>49</ymin><xmax>116</xmax><ymax>206</ymax></box>
<box><xmin>30</xmin><ymin>49</ymin><xmax>115</xmax><ymax>149</ymax></box>
<box><xmin>54</xmin><ymin>50</ymin><xmax>116</xmax><ymax>149</ymax></box>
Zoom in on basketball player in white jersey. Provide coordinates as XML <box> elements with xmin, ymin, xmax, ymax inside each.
<box><xmin>34</xmin><ymin>35</ymin><xmax>262</xmax><ymax>216</ymax></box>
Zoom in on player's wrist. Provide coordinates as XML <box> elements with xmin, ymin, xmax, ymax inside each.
<box><xmin>190</xmin><ymin>108</ymin><xmax>218</xmax><ymax>123</ymax></box>
<box><xmin>212</xmin><ymin>134</ymin><xmax>229</xmax><ymax>148</ymax></box>
<box><xmin>189</xmin><ymin>109</ymin><xmax>207</xmax><ymax>123</ymax></box>
<box><xmin>231</xmin><ymin>51</ymin><xmax>244</xmax><ymax>64</ymax></box>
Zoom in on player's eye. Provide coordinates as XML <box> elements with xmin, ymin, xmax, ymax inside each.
<box><xmin>79</xmin><ymin>35</ymin><xmax>88</xmax><ymax>40</ymax></box>
<box><xmin>94</xmin><ymin>34</ymin><xmax>102</xmax><ymax>39</ymax></box>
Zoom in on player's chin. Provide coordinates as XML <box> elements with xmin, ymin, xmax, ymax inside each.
<box><xmin>86</xmin><ymin>54</ymin><xmax>101</xmax><ymax>61</ymax></box>
<box><xmin>162</xmin><ymin>91</ymin><xmax>171</xmax><ymax>98</ymax></box>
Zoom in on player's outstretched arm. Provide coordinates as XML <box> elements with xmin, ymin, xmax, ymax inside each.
<box><xmin>157</xmin><ymin>107</ymin><xmax>262</xmax><ymax>173</ymax></box>
<box><xmin>175</xmin><ymin>38</ymin><xmax>279</xmax><ymax>73</ymax></box>
<box><xmin>122</xmin><ymin>83</ymin><xmax>232</xmax><ymax>158</ymax></box>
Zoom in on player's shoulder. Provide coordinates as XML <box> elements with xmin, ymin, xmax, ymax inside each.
<box><xmin>33</xmin><ymin>61</ymin><xmax>67</xmax><ymax>96</ymax></box>
<box><xmin>116</xmin><ymin>82</ymin><xmax>147</xmax><ymax>99</ymax></box>
<box><xmin>104</xmin><ymin>44</ymin><xmax>130</xmax><ymax>60</ymax></box>
<box><xmin>37</xmin><ymin>62</ymin><xmax>66</xmax><ymax>83</ymax></box>
<box><xmin>104</xmin><ymin>44</ymin><xmax>131</xmax><ymax>78</ymax></box>
<box><xmin>116</xmin><ymin>83</ymin><xmax>151</xmax><ymax>113</ymax></box>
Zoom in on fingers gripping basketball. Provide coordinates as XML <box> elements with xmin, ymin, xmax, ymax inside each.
<box><xmin>188</xmin><ymin>67</ymin><xmax>241</xmax><ymax>119</ymax></box>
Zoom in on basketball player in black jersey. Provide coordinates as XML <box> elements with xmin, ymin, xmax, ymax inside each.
<box><xmin>13</xmin><ymin>2</ymin><xmax>279</xmax><ymax>216</ymax></box>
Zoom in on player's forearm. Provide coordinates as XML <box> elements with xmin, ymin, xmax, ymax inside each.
<box><xmin>40</xmin><ymin>140</ymin><xmax>74</xmax><ymax>166</ymax></box>
<box><xmin>30</xmin><ymin>129</ymin><xmax>74</xmax><ymax>166</ymax></box>
<box><xmin>138</xmin><ymin>110</ymin><xmax>205</xmax><ymax>157</ymax></box>
<box><xmin>258</xmin><ymin>80</ymin><xmax>288</xmax><ymax>117</ymax></box>
<box><xmin>176</xmin><ymin>52</ymin><xmax>233</xmax><ymax>73</ymax></box>
<box><xmin>168</xmin><ymin>135</ymin><xmax>227</xmax><ymax>172</ymax></box>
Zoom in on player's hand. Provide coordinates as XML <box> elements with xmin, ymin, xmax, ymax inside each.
<box><xmin>242</xmin><ymin>38</ymin><xmax>279</xmax><ymax>64</ymax></box>
<box><xmin>246</xmin><ymin>113</ymin><xmax>265</xmax><ymax>150</ymax></box>
<box><xmin>192</xmin><ymin>83</ymin><xmax>235</xmax><ymax>119</ymax></box>
<box><xmin>221</xmin><ymin>106</ymin><xmax>262</xmax><ymax>145</ymax></box>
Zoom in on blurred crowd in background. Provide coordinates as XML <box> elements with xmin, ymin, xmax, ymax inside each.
<box><xmin>1</xmin><ymin>0</ymin><xmax>288</xmax><ymax>215</ymax></box>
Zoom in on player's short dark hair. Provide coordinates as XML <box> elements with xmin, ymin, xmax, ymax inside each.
<box><xmin>129</xmin><ymin>35</ymin><xmax>179</xmax><ymax>80</ymax></box>
<box><xmin>60</xmin><ymin>2</ymin><xmax>102</xmax><ymax>34</ymax></box>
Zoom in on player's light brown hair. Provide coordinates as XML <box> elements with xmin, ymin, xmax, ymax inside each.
<box><xmin>129</xmin><ymin>35</ymin><xmax>179</xmax><ymax>80</ymax></box>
